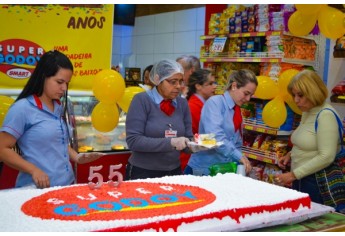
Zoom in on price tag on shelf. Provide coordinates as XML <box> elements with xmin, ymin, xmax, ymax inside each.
<box><xmin>256</xmin><ymin>127</ymin><xmax>265</xmax><ymax>133</ymax></box>
<box><xmin>244</xmin><ymin>125</ymin><xmax>253</xmax><ymax>130</ymax></box>
<box><xmin>247</xmin><ymin>153</ymin><xmax>257</xmax><ymax>159</ymax></box>
<box><xmin>210</xmin><ymin>37</ymin><xmax>227</xmax><ymax>53</ymax></box>
<box><xmin>262</xmin><ymin>157</ymin><xmax>271</xmax><ymax>163</ymax></box>
<box><xmin>267</xmin><ymin>130</ymin><xmax>277</xmax><ymax>135</ymax></box>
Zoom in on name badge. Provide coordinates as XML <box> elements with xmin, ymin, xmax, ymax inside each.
<box><xmin>165</xmin><ymin>130</ymin><xmax>177</xmax><ymax>138</ymax></box>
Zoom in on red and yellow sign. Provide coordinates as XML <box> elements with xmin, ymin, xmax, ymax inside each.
<box><xmin>0</xmin><ymin>4</ymin><xmax>114</xmax><ymax>91</ymax></box>
<box><xmin>21</xmin><ymin>182</ymin><xmax>216</xmax><ymax>221</ymax></box>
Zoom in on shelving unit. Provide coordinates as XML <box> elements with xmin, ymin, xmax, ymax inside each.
<box><xmin>243</xmin><ymin>117</ymin><xmax>292</xmax><ymax>136</ymax></box>
<box><xmin>200</xmin><ymin>30</ymin><xmax>317</xmax><ymax>178</ymax></box>
<box><xmin>242</xmin><ymin>118</ymin><xmax>292</xmax><ymax>165</ymax></box>
<box><xmin>200</xmin><ymin>31</ymin><xmax>321</xmax><ymax>69</ymax></box>
<box><xmin>242</xmin><ymin>146</ymin><xmax>278</xmax><ymax>165</ymax></box>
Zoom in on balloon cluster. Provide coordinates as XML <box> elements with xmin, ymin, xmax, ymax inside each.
<box><xmin>288</xmin><ymin>4</ymin><xmax>345</xmax><ymax>39</ymax></box>
<box><xmin>254</xmin><ymin>69</ymin><xmax>302</xmax><ymax>128</ymax></box>
<box><xmin>91</xmin><ymin>69</ymin><xmax>144</xmax><ymax>132</ymax></box>
<box><xmin>0</xmin><ymin>95</ymin><xmax>15</xmax><ymax>126</ymax></box>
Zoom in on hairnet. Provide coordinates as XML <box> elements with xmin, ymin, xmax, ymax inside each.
<box><xmin>149</xmin><ymin>59</ymin><xmax>184</xmax><ymax>85</ymax></box>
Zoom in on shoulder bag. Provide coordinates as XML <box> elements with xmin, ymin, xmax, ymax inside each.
<box><xmin>314</xmin><ymin>108</ymin><xmax>345</xmax><ymax>213</ymax></box>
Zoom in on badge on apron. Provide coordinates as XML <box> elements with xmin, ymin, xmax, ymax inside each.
<box><xmin>165</xmin><ymin>124</ymin><xmax>177</xmax><ymax>138</ymax></box>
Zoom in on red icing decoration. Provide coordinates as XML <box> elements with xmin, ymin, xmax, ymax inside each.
<box><xmin>96</xmin><ymin>196</ymin><xmax>311</xmax><ymax>232</ymax></box>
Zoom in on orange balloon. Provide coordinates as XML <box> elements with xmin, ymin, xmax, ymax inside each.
<box><xmin>93</xmin><ymin>69</ymin><xmax>126</xmax><ymax>104</ymax></box>
<box><xmin>0</xmin><ymin>95</ymin><xmax>15</xmax><ymax>126</ymax></box>
<box><xmin>254</xmin><ymin>76</ymin><xmax>279</xmax><ymax>100</ymax></box>
<box><xmin>288</xmin><ymin>11</ymin><xmax>317</xmax><ymax>36</ymax></box>
<box><xmin>117</xmin><ymin>86</ymin><xmax>145</xmax><ymax>113</ymax></box>
<box><xmin>91</xmin><ymin>102</ymin><xmax>119</xmax><ymax>132</ymax></box>
<box><xmin>262</xmin><ymin>96</ymin><xmax>287</xmax><ymax>128</ymax></box>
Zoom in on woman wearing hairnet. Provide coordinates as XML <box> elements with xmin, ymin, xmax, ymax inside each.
<box><xmin>125</xmin><ymin>59</ymin><xmax>194</xmax><ymax>180</ymax></box>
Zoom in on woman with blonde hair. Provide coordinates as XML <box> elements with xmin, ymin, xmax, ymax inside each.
<box><xmin>276</xmin><ymin>69</ymin><xmax>344</xmax><ymax>212</ymax></box>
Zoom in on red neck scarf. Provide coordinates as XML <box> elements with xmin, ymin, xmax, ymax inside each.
<box><xmin>233</xmin><ymin>105</ymin><xmax>242</xmax><ymax>133</ymax></box>
<box><xmin>160</xmin><ymin>99</ymin><xmax>175</xmax><ymax>116</ymax></box>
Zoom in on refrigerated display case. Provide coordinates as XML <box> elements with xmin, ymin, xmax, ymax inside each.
<box><xmin>67</xmin><ymin>91</ymin><xmax>131</xmax><ymax>183</ymax></box>
<box><xmin>68</xmin><ymin>93</ymin><xmax>129</xmax><ymax>153</ymax></box>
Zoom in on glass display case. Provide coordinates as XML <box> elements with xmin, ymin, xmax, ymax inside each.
<box><xmin>68</xmin><ymin>93</ymin><xmax>128</xmax><ymax>153</ymax></box>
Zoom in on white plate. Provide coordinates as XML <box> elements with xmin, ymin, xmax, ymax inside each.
<box><xmin>188</xmin><ymin>141</ymin><xmax>224</xmax><ymax>149</ymax></box>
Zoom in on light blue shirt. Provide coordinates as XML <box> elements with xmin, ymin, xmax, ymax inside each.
<box><xmin>187</xmin><ymin>91</ymin><xmax>243</xmax><ymax>175</ymax></box>
<box><xmin>0</xmin><ymin>95</ymin><xmax>74</xmax><ymax>187</ymax></box>
<box><xmin>147</xmin><ymin>86</ymin><xmax>177</xmax><ymax>107</ymax></box>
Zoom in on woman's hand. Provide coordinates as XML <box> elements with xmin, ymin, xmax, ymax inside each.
<box><xmin>31</xmin><ymin>168</ymin><xmax>50</xmax><ymax>188</ymax></box>
<box><xmin>240</xmin><ymin>156</ymin><xmax>252</xmax><ymax>174</ymax></box>
<box><xmin>76</xmin><ymin>152</ymin><xmax>105</xmax><ymax>164</ymax></box>
<box><xmin>171</xmin><ymin>137</ymin><xmax>189</xmax><ymax>151</ymax></box>
<box><xmin>275</xmin><ymin>172</ymin><xmax>296</xmax><ymax>186</ymax></box>
<box><xmin>277</xmin><ymin>152</ymin><xmax>291</xmax><ymax>170</ymax></box>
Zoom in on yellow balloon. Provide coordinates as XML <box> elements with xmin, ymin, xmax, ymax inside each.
<box><xmin>117</xmin><ymin>86</ymin><xmax>145</xmax><ymax>113</ymax></box>
<box><xmin>278</xmin><ymin>69</ymin><xmax>300</xmax><ymax>97</ymax></box>
<box><xmin>91</xmin><ymin>102</ymin><xmax>119</xmax><ymax>132</ymax></box>
<box><xmin>285</xmin><ymin>94</ymin><xmax>302</xmax><ymax>115</ymax></box>
<box><xmin>262</xmin><ymin>96</ymin><xmax>287</xmax><ymax>128</ymax></box>
<box><xmin>295</xmin><ymin>4</ymin><xmax>327</xmax><ymax>15</ymax></box>
<box><xmin>288</xmin><ymin>11</ymin><xmax>317</xmax><ymax>36</ymax></box>
<box><xmin>0</xmin><ymin>96</ymin><xmax>15</xmax><ymax>126</ymax></box>
<box><xmin>318</xmin><ymin>6</ymin><xmax>345</xmax><ymax>40</ymax></box>
<box><xmin>254</xmin><ymin>76</ymin><xmax>279</xmax><ymax>100</ymax></box>
<box><xmin>93</xmin><ymin>69</ymin><xmax>126</xmax><ymax>104</ymax></box>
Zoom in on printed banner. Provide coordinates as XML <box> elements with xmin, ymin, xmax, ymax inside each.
<box><xmin>0</xmin><ymin>4</ymin><xmax>114</xmax><ymax>91</ymax></box>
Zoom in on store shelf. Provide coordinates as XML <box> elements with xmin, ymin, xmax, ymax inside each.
<box><xmin>200</xmin><ymin>31</ymin><xmax>282</xmax><ymax>40</ymax></box>
<box><xmin>201</xmin><ymin>57</ymin><xmax>281</xmax><ymax>63</ymax></box>
<box><xmin>200</xmin><ymin>52</ymin><xmax>316</xmax><ymax>67</ymax></box>
<box><xmin>242</xmin><ymin>146</ymin><xmax>278</xmax><ymax>164</ymax></box>
<box><xmin>330</xmin><ymin>94</ymin><xmax>345</xmax><ymax>104</ymax></box>
<box><xmin>200</xmin><ymin>31</ymin><xmax>319</xmax><ymax>68</ymax></box>
<box><xmin>282</xmin><ymin>58</ymin><xmax>316</xmax><ymax>68</ymax></box>
<box><xmin>243</xmin><ymin>118</ymin><xmax>292</xmax><ymax>136</ymax></box>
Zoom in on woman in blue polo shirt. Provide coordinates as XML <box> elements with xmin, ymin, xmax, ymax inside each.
<box><xmin>185</xmin><ymin>69</ymin><xmax>258</xmax><ymax>176</ymax></box>
<box><xmin>0</xmin><ymin>50</ymin><xmax>104</xmax><ymax>188</ymax></box>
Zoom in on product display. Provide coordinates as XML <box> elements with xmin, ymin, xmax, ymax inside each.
<box><xmin>69</xmin><ymin>95</ymin><xmax>128</xmax><ymax>152</ymax></box>
<box><xmin>0</xmin><ymin>173</ymin><xmax>333</xmax><ymax>232</ymax></box>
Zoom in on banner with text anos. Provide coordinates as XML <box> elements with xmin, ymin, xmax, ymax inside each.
<box><xmin>0</xmin><ymin>4</ymin><xmax>114</xmax><ymax>90</ymax></box>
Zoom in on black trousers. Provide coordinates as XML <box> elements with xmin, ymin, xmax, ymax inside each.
<box><xmin>292</xmin><ymin>173</ymin><xmax>324</xmax><ymax>204</ymax></box>
<box><xmin>125</xmin><ymin>163</ymin><xmax>181</xmax><ymax>180</ymax></box>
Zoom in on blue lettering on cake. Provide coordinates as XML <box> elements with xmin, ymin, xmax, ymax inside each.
<box><xmin>53</xmin><ymin>191</ymin><xmax>198</xmax><ymax>217</ymax></box>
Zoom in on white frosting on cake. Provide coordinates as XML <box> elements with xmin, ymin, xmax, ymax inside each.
<box><xmin>0</xmin><ymin>173</ymin><xmax>331</xmax><ymax>232</ymax></box>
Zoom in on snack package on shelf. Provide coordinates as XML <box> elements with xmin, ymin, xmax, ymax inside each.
<box><xmin>283</xmin><ymin>35</ymin><xmax>317</xmax><ymax>61</ymax></box>
<box><xmin>331</xmin><ymin>79</ymin><xmax>345</xmax><ymax>96</ymax></box>
<box><xmin>271</xmin><ymin>140</ymin><xmax>289</xmax><ymax>158</ymax></box>
<box><xmin>248</xmin><ymin>159</ymin><xmax>265</xmax><ymax>180</ymax></box>
<box><xmin>262</xmin><ymin>163</ymin><xmax>283</xmax><ymax>186</ymax></box>
<box><xmin>260</xmin><ymin>135</ymin><xmax>273</xmax><ymax>151</ymax></box>
<box><xmin>241</xmin><ymin>101</ymin><xmax>256</xmax><ymax>119</ymax></box>
<box><xmin>252</xmin><ymin>133</ymin><xmax>266</xmax><ymax>149</ymax></box>
<box><xmin>243</xmin><ymin>130</ymin><xmax>257</xmax><ymax>147</ymax></box>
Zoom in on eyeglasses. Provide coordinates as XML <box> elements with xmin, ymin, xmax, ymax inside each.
<box><xmin>165</xmin><ymin>79</ymin><xmax>185</xmax><ymax>87</ymax></box>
